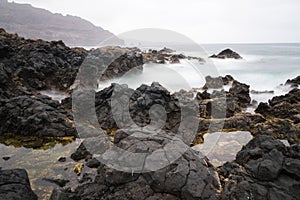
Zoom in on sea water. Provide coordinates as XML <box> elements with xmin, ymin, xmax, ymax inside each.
<box><xmin>96</xmin><ymin>43</ymin><xmax>300</xmax><ymax>103</ymax></box>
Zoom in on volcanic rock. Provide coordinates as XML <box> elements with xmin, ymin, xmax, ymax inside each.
<box><xmin>209</xmin><ymin>49</ymin><xmax>242</xmax><ymax>59</ymax></box>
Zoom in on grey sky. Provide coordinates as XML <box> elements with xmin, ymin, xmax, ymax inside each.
<box><xmin>8</xmin><ymin>0</ymin><xmax>300</xmax><ymax>43</ymax></box>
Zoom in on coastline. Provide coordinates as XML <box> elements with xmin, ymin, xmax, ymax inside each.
<box><xmin>0</xmin><ymin>28</ymin><xmax>299</xmax><ymax>199</ymax></box>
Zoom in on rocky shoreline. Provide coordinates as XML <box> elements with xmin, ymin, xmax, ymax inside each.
<box><xmin>0</xmin><ymin>29</ymin><xmax>299</xmax><ymax>199</ymax></box>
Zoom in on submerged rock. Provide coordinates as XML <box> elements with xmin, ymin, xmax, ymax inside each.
<box><xmin>209</xmin><ymin>49</ymin><xmax>243</xmax><ymax>59</ymax></box>
<box><xmin>0</xmin><ymin>169</ymin><xmax>38</xmax><ymax>200</ymax></box>
<box><xmin>250</xmin><ymin>90</ymin><xmax>274</xmax><ymax>94</ymax></box>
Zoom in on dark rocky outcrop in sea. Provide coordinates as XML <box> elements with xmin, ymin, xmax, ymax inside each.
<box><xmin>0</xmin><ymin>28</ymin><xmax>87</xmax><ymax>98</ymax></box>
<box><xmin>0</xmin><ymin>0</ymin><xmax>123</xmax><ymax>46</ymax></box>
<box><xmin>0</xmin><ymin>29</ymin><xmax>147</xmax><ymax>98</ymax></box>
<box><xmin>254</xmin><ymin>88</ymin><xmax>300</xmax><ymax>144</ymax></box>
<box><xmin>64</xmin><ymin>75</ymin><xmax>252</xmax><ymax>137</ymax></box>
<box><xmin>285</xmin><ymin>75</ymin><xmax>300</xmax><ymax>88</ymax></box>
<box><xmin>143</xmin><ymin>48</ymin><xmax>205</xmax><ymax>64</ymax></box>
<box><xmin>90</xmin><ymin>46</ymin><xmax>144</xmax><ymax>81</ymax></box>
<box><xmin>0</xmin><ymin>169</ymin><xmax>38</xmax><ymax>200</ymax></box>
<box><xmin>209</xmin><ymin>49</ymin><xmax>243</xmax><ymax>59</ymax></box>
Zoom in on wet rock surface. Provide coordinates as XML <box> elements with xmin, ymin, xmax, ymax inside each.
<box><xmin>209</xmin><ymin>49</ymin><xmax>243</xmax><ymax>59</ymax></box>
<box><xmin>0</xmin><ymin>169</ymin><xmax>38</xmax><ymax>200</ymax></box>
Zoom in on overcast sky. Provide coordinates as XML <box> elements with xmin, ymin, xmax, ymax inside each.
<box><xmin>8</xmin><ymin>0</ymin><xmax>300</xmax><ymax>43</ymax></box>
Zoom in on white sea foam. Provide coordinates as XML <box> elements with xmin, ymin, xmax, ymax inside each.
<box><xmin>40</xmin><ymin>90</ymin><xmax>68</xmax><ymax>102</ymax></box>
<box><xmin>97</xmin><ymin>44</ymin><xmax>300</xmax><ymax>104</ymax></box>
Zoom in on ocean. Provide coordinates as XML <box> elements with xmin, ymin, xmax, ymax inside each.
<box><xmin>94</xmin><ymin>43</ymin><xmax>300</xmax><ymax>104</ymax></box>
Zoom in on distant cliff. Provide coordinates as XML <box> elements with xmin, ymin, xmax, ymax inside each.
<box><xmin>0</xmin><ymin>0</ymin><xmax>123</xmax><ymax>46</ymax></box>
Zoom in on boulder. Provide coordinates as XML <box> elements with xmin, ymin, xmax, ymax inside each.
<box><xmin>218</xmin><ymin>135</ymin><xmax>300</xmax><ymax>200</ymax></box>
<box><xmin>209</xmin><ymin>49</ymin><xmax>242</xmax><ymax>59</ymax></box>
<box><xmin>0</xmin><ymin>169</ymin><xmax>38</xmax><ymax>200</ymax></box>
<box><xmin>229</xmin><ymin>80</ymin><xmax>251</xmax><ymax>107</ymax></box>
<box><xmin>0</xmin><ymin>95</ymin><xmax>76</xmax><ymax>137</ymax></box>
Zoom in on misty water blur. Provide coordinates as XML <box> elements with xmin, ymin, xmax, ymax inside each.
<box><xmin>94</xmin><ymin>43</ymin><xmax>300</xmax><ymax>104</ymax></box>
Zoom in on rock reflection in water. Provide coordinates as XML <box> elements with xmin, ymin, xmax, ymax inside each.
<box><xmin>0</xmin><ymin>139</ymin><xmax>84</xmax><ymax>199</ymax></box>
<box><xmin>192</xmin><ymin>131</ymin><xmax>252</xmax><ymax>166</ymax></box>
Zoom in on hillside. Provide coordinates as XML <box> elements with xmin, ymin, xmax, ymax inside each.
<box><xmin>0</xmin><ymin>0</ymin><xmax>123</xmax><ymax>46</ymax></box>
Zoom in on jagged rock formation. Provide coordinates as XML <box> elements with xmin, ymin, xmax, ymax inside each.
<box><xmin>285</xmin><ymin>75</ymin><xmax>300</xmax><ymax>88</ymax></box>
<box><xmin>0</xmin><ymin>0</ymin><xmax>123</xmax><ymax>46</ymax></box>
<box><xmin>50</xmin><ymin>129</ymin><xmax>222</xmax><ymax>200</ymax></box>
<box><xmin>219</xmin><ymin>135</ymin><xmax>300</xmax><ymax>200</ymax></box>
<box><xmin>209</xmin><ymin>49</ymin><xmax>242</xmax><ymax>59</ymax></box>
<box><xmin>0</xmin><ymin>29</ymin><xmax>144</xmax><ymax>138</ymax></box>
<box><xmin>254</xmin><ymin>88</ymin><xmax>300</xmax><ymax>144</ymax></box>
<box><xmin>50</xmin><ymin>133</ymin><xmax>300</xmax><ymax>200</ymax></box>
<box><xmin>0</xmin><ymin>28</ymin><xmax>87</xmax><ymax>98</ymax></box>
<box><xmin>0</xmin><ymin>29</ymin><xmax>144</xmax><ymax>99</ymax></box>
<box><xmin>0</xmin><ymin>95</ymin><xmax>76</xmax><ymax>137</ymax></box>
<box><xmin>143</xmin><ymin>48</ymin><xmax>204</xmax><ymax>64</ymax></box>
